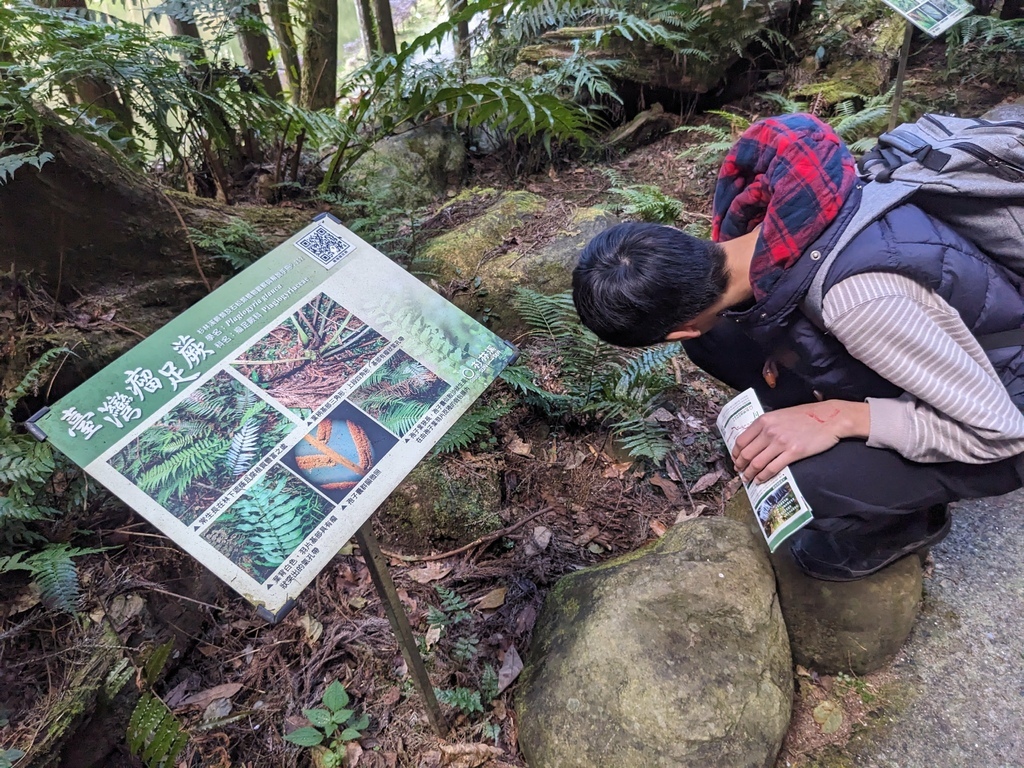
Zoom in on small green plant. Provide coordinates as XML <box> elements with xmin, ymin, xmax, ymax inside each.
<box><xmin>1</xmin><ymin>749</ymin><xmax>25</xmax><ymax>768</ymax></box>
<box><xmin>432</xmin><ymin>401</ymin><xmax>514</xmax><ymax>455</ymax></box>
<box><xmin>190</xmin><ymin>219</ymin><xmax>267</xmax><ymax>271</ymax></box>
<box><xmin>834</xmin><ymin>671</ymin><xmax>878</xmax><ymax>705</ymax></box>
<box><xmin>283</xmin><ymin>680</ymin><xmax>369</xmax><ymax>767</ymax></box>
<box><xmin>434</xmin><ymin>686</ymin><xmax>484</xmax><ymax>715</ymax></box>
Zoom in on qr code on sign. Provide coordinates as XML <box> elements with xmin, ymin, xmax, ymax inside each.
<box><xmin>296</xmin><ymin>225</ymin><xmax>354</xmax><ymax>267</ymax></box>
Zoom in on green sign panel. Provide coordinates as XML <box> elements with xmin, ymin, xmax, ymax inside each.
<box><xmin>35</xmin><ymin>214</ymin><xmax>516</xmax><ymax>620</ymax></box>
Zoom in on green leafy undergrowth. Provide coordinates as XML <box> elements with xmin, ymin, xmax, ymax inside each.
<box><xmin>0</xmin><ymin>347</ymin><xmax>99</xmax><ymax>612</ymax></box>
<box><xmin>284</xmin><ymin>681</ymin><xmax>370</xmax><ymax>768</ymax></box>
<box><xmin>508</xmin><ymin>288</ymin><xmax>683</xmax><ymax>463</ymax></box>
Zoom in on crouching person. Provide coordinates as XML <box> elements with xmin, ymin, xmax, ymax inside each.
<box><xmin>572</xmin><ymin>113</ymin><xmax>1024</xmax><ymax>581</ymax></box>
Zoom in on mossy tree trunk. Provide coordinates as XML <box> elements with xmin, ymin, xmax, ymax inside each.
<box><xmin>301</xmin><ymin>0</ymin><xmax>338</xmax><ymax>110</ymax></box>
<box><xmin>268</xmin><ymin>0</ymin><xmax>302</xmax><ymax>103</ymax></box>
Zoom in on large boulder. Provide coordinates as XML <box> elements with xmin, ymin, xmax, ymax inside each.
<box><xmin>725</xmin><ymin>494</ymin><xmax>923</xmax><ymax>675</ymax></box>
<box><xmin>345</xmin><ymin>122</ymin><xmax>467</xmax><ymax>208</ymax></box>
<box><xmin>419</xmin><ymin>191</ymin><xmax>616</xmax><ymax>334</ymax></box>
<box><xmin>517</xmin><ymin>517</ymin><xmax>793</xmax><ymax>768</ymax></box>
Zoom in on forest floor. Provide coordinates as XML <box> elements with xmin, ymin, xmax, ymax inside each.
<box><xmin>1</xmin><ymin>45</ymin><xmax>1022</xmax><ymax>768</ymax></box>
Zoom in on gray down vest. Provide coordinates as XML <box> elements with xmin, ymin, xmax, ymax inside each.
<box><xmin>720</xmin><ymin>187</ymin><xmax>1024</xmax><ymax>408</ymax></box>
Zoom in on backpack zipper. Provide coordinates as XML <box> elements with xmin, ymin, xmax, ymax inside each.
<box><xmin>968</xmin><ymin>119</ymin><xmax>1024</xmax><ymax>130</ymax></box>
<box><xmin>922</xmin><ymin>114</ymin><xmax>953</xmax><ymax>135</ymax></box>
<box><xmin>951</xmin><ymin>142</ymin><xmax>1024</xmax><ymax>182</ymax></box>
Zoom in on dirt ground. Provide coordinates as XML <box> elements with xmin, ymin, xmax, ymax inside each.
<box><xmin>2</xmin><ymin>45</ymin><xmax>1021</xmax><ymax>768</ymax></box>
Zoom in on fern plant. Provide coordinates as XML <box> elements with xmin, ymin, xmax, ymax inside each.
<box><xmin>601</xmin><ymin>173</ymin><xmax>684</xmax><ymax>223</ymax></box>
<box><xmin>946</xmin><ymin>15</ymin><xmax>1024</xmax><ymax>85</ymax></box>
<box><xmin>127</xmin><ymin>693</ymin><xmax>188</xmax><ymax>768</ymax></box>
<box><xmin>0</xmin><ymin>348</ymin><xmax>100</xmax><ymax>612</ymax></box>
<box><xmin>190</xmin><ymin>219</ymin><xmax>267</xmax><ymax>272</ymax></box>
<box><xmin>510</xmin><ymin>288</ymin><xmax>682</xmax><ymax>462</ymax></box>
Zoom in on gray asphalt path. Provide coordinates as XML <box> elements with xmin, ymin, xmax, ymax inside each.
<box><xmin>844</xmin><ymin>489</ymin><xmax>1024</xmax><ymax>767</ymax></box>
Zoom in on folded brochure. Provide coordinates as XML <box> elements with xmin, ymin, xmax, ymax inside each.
<box><xmin>715</xmin><ymin>388</ymin><xmax>813</xmax><ymax>552</ymax></box>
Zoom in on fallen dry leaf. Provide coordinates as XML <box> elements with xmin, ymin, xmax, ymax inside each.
<box><xmin>514</xmin><ymin>604</ymin><xmax>538</xmax><ymax>636</ymax></box>
<box><xmin>723</xmin><ymin>475</ymin><xmax>743</xmax><ymax>501</ymax></box>
<box><xmin>689</xmin><ymin>470</ymin><xmax>723</xmax><ymax>495</ymax></box>
<box><xmin>177</xmin><ymin>682</ymin><xmax>243</xmax><ymax>710</ymax></box>
<box><xmin>424</xmin><ymin>625</ymin><xmax>442</xmax><ymax>650</ymax></box>
<box><xmin>573</xmin><ymin>525</ymin><xmax>601</xmax><ymax>546</ymax></box>
<box><xmin>649</xmin><ymin>474</ymin><xmax>683</xmax><ymax>504</ymax></box>
<box><xmin>298</xmin><ymin>614</ymin><xmax>324</xmax><ymax>645</ymax></box>
<box><xmin>602</xmin><ymin>461</ymin><xmax>632</xmax><ymax>479</ymax></box>
<box><xmin>475</xmin><ymin>587</ymin><xmax>507</xmax><ymax>611</ymax></box>
<box><xmin>380</xmin><ymin>686</ymin><xmax>402</xmax><ymax>707</ymax></box>
<box><xmin>497</xmin><ymin>646</ymin><xmax>524</xmax><ymax>694</ymax></box>
<box><xmin>531</xmin><ymin>525</ymin><xmax>552</xmax><ymax>550</ymax></box>
<box><xmin>649</xmin><ymin>520</ymin><xmax>668</xmax><ymax>537</ymax></box>
<box><xmin>407</xmin><ymin>562</ymin><xmax>453</xmax><ymax>584</ymax></box>
<box><xmin>202</xmin><ymin>697</ymin><xmax>232</xmax><ymax>722</ymax></box>
<box><xmin>647</xmin><ymin>407</ymin><xmax>677</xmax><ymax>423</ymax></box>
<box><xmin>346</xmin><ymin>742</ymin><xmax>364</xmax><ymax>767</ymax></box>
<box><xmin>563</xmin><ymin>450</ymin><xmax>587</xmax><ymax>470</ymax></box>
<box><xmin>674</xmin><ymin>507</ymin><xmax>702</xmax><ymax>524</ymax></box>
<box><xmin>507</xmin><ymin>437</ymin><xmax>533</xmax><ymax>456</ymax></box>
<box><xmin>438</xmin><ymin>742</ymin><xmax>504</xmax><ymax>768</ymax></box>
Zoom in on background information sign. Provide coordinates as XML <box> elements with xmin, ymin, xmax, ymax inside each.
<box><xmin>34</xmin><ymin>214</ymin><xmax>517</xmax><ymax>620</ymax></box>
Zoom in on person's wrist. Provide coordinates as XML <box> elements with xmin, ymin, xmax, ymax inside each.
<box><xmin>834</xmin><ymin>400</ymin><xmax>870</xmax><ymax>440</ymax></box>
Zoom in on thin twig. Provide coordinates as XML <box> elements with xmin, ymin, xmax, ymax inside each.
<box><xmin>161</xmin><ymin>189</ymin><xmax>212</xmax><ymax>293</ymax></box>
<box><xmin>131</xmin><ymin>582</ymin><xmax>225</xmax><ymax>612</ymax></box>
<box><xmin>380</xmin><ymin>506</ymin><xmax>552</xmax><ymax>563</ymax></box>
<box><xmin>96</xmin><ymin>318</ymin><xmax>146</xmax><ymax>339</ymax></box>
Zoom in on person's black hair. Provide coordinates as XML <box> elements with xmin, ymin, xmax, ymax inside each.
<box><xmin>572</xmin><ymin>222</ymin><xmax>729</xmax><ymax>347</ymax></box>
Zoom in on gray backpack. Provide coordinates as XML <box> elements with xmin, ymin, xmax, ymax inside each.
<box><xmin>805</xmin><ymin>114</ymin><xmax>1024</xmax><ymax>349</ymax></box>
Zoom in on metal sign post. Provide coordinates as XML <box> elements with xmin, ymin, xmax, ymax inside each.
<box><xmin>354</xmin><ymin>523</ymin><xmax>448</xmax><ymax>737</ymax></box>
<box><xmin>889</xmin><ymin>20</ymin><xmax>914</xmax><ymax>131</ymax></box>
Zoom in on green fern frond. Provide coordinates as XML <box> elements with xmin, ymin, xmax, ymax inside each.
<box><xmin>1</xmin><ymin>346</ymin><xmax>70</xmax><ymax>425</ymax></box>
<box><xmin>612</xmin><ymin>418</ymin><xmax>674</xmax><ymax>462</ymax></box>
<box><xmin>5</xmin><ymin>544</ymin><xmax>104</xmax><ymax>612</ymax></box>
<box><xmin>433</xmin><ymin>402</ymin><xmax>513</xmax><ymax>455</ymax></box>
<box><xmin>127</xmin><ymin>692</ymin><xmax>188</xmax><ymax>768</ymax></box>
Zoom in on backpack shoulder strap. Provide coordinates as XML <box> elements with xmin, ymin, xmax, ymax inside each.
<box><xmin>804</xmin><ymin>180</ymin><xmax>920</xmax><ymax>328</ymax></box>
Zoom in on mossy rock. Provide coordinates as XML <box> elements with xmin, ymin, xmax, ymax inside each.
<box><xmin>517</xmin><ymin>517</ymin><xmax>793</xmax><ymax>768</ymax></box>
<box><xmin>420</xmin><ymin>194</ymin><xmax>617</xmax><ymax>336</ymax></box>
<box><xmin>344</xmin><ymin>122</ymin><xmax>467</xmax><ymax>208</ymax></box>
<box><xmin>375</xmin><ymin>458</ymin><xmax>503</xmax><ymax>552</ymax></box>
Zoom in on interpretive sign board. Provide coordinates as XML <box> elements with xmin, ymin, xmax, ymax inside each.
<box><xmin>32</xmin><ymin>214</ymin><xmax>517</xmax><ymax>621</ymax></box>
<box><xmin>880</xmin><ymin>0</ymin><xmax>971</xmax><ymax>36</ymax></box>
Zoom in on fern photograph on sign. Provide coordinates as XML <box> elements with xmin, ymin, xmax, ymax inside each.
<box><xmin>32</xmin><ymin>215</ymin><xmax>517</xmax><ymax>620</ymax></box>
<box><xmin>880</xmin><ymin>0</ymin><xmax>972</xmax><ymax>36</ymax></box>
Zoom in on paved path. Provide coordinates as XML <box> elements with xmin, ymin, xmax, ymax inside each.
<box><xmin>845</xmin><ymin>489</ymin><xmax>1024</xmax><ymax>767</ymax></box>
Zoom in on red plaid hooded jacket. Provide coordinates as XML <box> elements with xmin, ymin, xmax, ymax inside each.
<box><xmin>711</xmin><ymin>114</ymin><xmax>859</xmax><ymax>300</ymax></box>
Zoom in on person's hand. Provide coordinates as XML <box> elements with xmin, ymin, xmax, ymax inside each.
<box><xmin>732</xmin><ymin>400</ymin><xmax>870</xmax><ymax>483</ymax></box>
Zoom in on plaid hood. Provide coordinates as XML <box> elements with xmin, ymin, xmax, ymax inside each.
<box><xmin>711</xmin><ymin>113</ymin><xmax>859</xmax><ymax>300</ymax></box>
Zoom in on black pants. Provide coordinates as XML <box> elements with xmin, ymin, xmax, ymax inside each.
<box><xmin>684</xmin><ymin>323</ymin><xmax>1024</xmax><ymax>535</ymax></box>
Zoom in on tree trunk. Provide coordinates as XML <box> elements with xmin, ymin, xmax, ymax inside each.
<box><xmin>268</xmin><ymin>0</ymin><xmax>302</xmax><ymax>103</ymax></box>
<box><xmin>0</xmin><ymin>117</ymin><xmax>185</xmax><ymax>290</ymax></box>
<box><xmin>301</xmin><ymin>0</ymin><xmax>338</xmax><ymax>110</ymax></box>
<box><xmin>47</xmin><ymin>0</ymin><xmax>134</xmax><ymax>132</ymax></box>
<box><xmin>236</xmin><ymin>2</ymin><xmax>283</xmax><ymax>99</ymax></box>
<box><xmin>354</xmin><ymin>0</ymin><xmax>381</xmax><ymax>60</ymax></box>
<box><xmin>447</xmin><ymin>0</ymin><xmax>471</xmax><ymax>65</ymax></box>
<box><xmin>373</xmin><ymin>0</ymin><xmax>398</xmax><ymax>55</ymax></box>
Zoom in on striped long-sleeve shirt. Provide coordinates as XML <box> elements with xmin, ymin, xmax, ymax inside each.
<box><xmin>819</xmin><ymin>271</ymin><xmax>1024</xmax><ymax>463</ymax></box>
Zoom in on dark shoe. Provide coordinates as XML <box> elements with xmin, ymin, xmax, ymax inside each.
<box><xmin>790</xmin><ymin>505</ymin><xmax>951</xmax><ymax>582</ymax></box>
